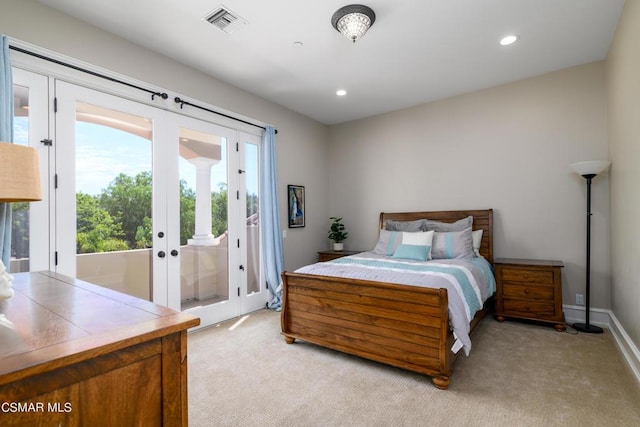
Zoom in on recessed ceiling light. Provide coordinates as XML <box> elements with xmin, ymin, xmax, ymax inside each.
<box><xmin>336</xmin><ymin>89</ymin><xmax>347</xmax><ymax>96</ymax></box>
<box><xmin>292</xmin><ymin>41</ymin><xmax>304</xmax><ymax>48</ymax></box>
<box><xmin>500</xmin><ymin>35</ymin><xmax>519</xmax><ymax>46</ymax></box>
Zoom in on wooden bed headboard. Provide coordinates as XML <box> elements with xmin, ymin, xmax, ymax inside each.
<box><xmin>379</xmin><ymin>209</ymin><xmax>494</xmax><ymax>264</ymax></box>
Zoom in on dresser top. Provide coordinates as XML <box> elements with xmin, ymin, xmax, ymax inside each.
<box><xmin>0</xmin><ymin>271</ymin><xmax>199</xmax><ymax>380</ymax></box>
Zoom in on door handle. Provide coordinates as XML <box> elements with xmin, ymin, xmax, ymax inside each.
<box><xmin>171</xmin><ymin>249</ymin><xmax>179</xmax><ymax>257</ymax></box>
<box><xmin>157</xmin><ymin>251</ymin><xmax>166</xmax><ymax>258</ymax></box>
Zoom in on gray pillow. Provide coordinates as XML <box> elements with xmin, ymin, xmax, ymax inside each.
<box><xmin>384</xmin><ymin>219</ymin><xmax>425</xmax><ymax>232</ymax></box>
<box><xmin>372</xmin><ymin>229</ymin><xmax>403</xmax><ymax>256</ymax></box>
<box><xmin>431</xmin><ymin>227</ymin><xmax>476</xmax><ymax>259</ymax></box>
<box><xmin>423</xmin><ymin>216</ymin><xmax>473</xmax><ymax>232</ymax></box>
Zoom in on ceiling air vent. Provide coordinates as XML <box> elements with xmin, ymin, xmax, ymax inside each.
<box><xmin>204</xmin><ymin>5</ymin><xmax>248</xmax><ymax>34</ymax></box>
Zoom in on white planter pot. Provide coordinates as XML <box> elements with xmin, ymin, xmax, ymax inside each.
<box><xmin>333</xmin><ymin>242</ymin><xmax>344</xmax><ymax>251</ymax></box>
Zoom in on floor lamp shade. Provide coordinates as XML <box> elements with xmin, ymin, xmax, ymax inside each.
<box><xmin>570</xmin><ymin>160</ymin><xmax>610</xmax><ymax>334</ymax></box>
<box><xmin>570</xmin><ymin>160</ymin><xmax>611</xmax><ymax>178</ymax></box>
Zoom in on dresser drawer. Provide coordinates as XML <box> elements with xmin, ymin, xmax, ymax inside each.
<box><xmin>503</xmin><ymin>283</ymin><xmax>554</xmax><ymax>300</ymax></box>
<box><xmin>501</xmin><ymin>268</ymin><xmax>553</xmax><ymax>285</ymax></box>
<box><xmin>503</xmin><ymin>298</ymin><xmax>556</xmax><ymax>318</ymax></box>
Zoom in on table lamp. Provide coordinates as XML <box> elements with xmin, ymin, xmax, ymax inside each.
<box><xmin>0</xmin><ymin>142</ymin><xmax>42</xmax><ymax>300</ymax></box>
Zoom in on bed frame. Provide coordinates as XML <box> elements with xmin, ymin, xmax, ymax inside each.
<box><xmin>280</xmin><ymin>209</ymin><xmax>493</xmax><ymax>389</ymax></box>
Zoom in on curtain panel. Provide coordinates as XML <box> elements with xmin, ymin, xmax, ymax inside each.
<box><xmin>0</xmin><ymin>34</ymin><xmax>14</xmax><ymax>268</ymax></box>
<box><xmin>260</xmin><ymin>125</ymin><xmax>284</xmax><ymax>310</ymax></box>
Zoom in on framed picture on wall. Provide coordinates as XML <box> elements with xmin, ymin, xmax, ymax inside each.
<box><xmin>288</xmin><ymin>185</ymin><xmax>305</xmax><ymax>228</ymax></box>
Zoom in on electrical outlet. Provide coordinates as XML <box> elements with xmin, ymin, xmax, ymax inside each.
<box><xmin>576</xmin><ymin>294</ymin><xmax>584</xmax><ymax>306</ymax></box>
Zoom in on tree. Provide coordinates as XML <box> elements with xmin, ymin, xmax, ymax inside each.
<box><xmin>134</xmin><ymin>216</ymin><xmax>153</xmax><ymax>249</ymax></box>
<box><xmin>75</xmin><ymin>172</ymin><xmax>233</xmax><ymax>252</ymax></box>
<box><xmin>179</xmin><ymin>180</ymin><xmax>196</xmax><ymax>245</ymax></box>
<box><xmin>76</xmin><ymin>192</ymin><xmax>128</xmax><ymax>253</ymax></box>
<box><xmin>211</xmin><ymin>182</ymin><xmax>228</xmax><ymax>237</ymax></box>
<box><xmin>99</xmin><ymin>172</ymin><xmax>152</xmax><ymax>247</ymax></box>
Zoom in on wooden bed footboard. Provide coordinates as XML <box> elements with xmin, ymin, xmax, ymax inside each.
<box><xmin>280</xmin><ymin>271</ymin><xmax>457</xmax><ymax>389</ymax></box>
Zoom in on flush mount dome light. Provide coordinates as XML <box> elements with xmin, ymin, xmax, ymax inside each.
<box><xmin>331</xmin><ymin>4</ymin><xmax>376</xmax><ymax>43</ymax></box>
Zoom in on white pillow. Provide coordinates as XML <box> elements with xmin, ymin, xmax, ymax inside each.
<box><xmin>472</xmin><ymin>230</ymin><xmax>483</xmax><ymax>257</ymax></box>
<box><xmin>402</xmin><ymin>231</ymin><xmax>434</xmax><ymax>259</ymax></box>
<box><xmin>402</xmin><ymin>230</ymin><xmax>434</xmax><ymax>246</ymax></box>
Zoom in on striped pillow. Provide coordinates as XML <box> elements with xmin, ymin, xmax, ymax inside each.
<box><xmin>431</xmin><ymin>227</ymin><xmax>476</xmax><ymax>259</ymax></box>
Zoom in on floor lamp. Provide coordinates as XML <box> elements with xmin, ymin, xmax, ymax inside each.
<box><xmin>570</xmin><ymin>160</ymin><xmax>611</xmax><ymax>334</ymax></box>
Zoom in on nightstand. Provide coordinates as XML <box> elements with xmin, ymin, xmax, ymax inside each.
<box><xmin>494</xmin><ymin>258</ymin><xmax>565</xmax><ymax>331</ymax></box>
<box><xmin>318</xmin><ymin>250</ymin><xmax>361</xmax><ymax>262</ymax></box>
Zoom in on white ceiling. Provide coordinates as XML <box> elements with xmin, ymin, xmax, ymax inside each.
<box><xmin>36</xmin><ymin>0</ymin><xmax>625</xmax><ymax>125</ymax></box>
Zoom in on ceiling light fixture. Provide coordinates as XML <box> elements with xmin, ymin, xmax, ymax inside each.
<box><xmin>331</xmin><ymin>4</ymin><xmax>376</xmax><ymax>43</ymax></box>
<box><xmin>336</xmin><ymin>89</ymin><xmax>347</xmax><ymax>96</ymax></box>
<box><xmin>500</xmin><ymin>35</ymin><xmax>519</xmax><ymax>46</ymax></box>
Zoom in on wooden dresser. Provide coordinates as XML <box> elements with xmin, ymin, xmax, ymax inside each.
<box><xmin>494</xmin><ymin>258</ymin><xmax>565</xmax><ymax>331</ymax></box>
<box><xmin>317</xmin><ymin>250</ymin><xmax>361</xmax><ymax>262</ymax></box>
<box><xmin>0</xmin><ymin>271</ymin><xmax>200</xmax><ymax>426</ymax></box>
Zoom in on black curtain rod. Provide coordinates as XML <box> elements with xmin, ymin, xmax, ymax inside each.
<box><xmin>9</xmin><ymin>45</ymin><xmax>168</xmax><ymax>101</ymax></box>
<box><xmin>10</xmin><ymin>45</ymin><xmax>276</xmax><ymax>133</ymax></box>
<box><xmin>174</xmin><ymin>97</ymin><xmax>275</xmax><ymax>133</ymax></box>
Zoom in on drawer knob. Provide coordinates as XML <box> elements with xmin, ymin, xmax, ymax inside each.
<box><xmin>524</xmin><ymin>289</ymin><xmax>529</xmax><ymax>295</ymax></box>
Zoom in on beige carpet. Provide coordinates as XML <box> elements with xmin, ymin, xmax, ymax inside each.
<box><xmin>187</xmin><ymin>309</ymin><xmax>640</xmax><ymax>427</ymax></box>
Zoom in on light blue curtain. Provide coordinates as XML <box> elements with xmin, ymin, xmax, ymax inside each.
<box><xmin>260</xmin><ymin>125</ymin><xmax>284</xmax><ymax>310</ymax></box>
<box><xmin>0</xmin><ymin>34</ymin><xmax>14</xmax><ymax>268</ymax></box>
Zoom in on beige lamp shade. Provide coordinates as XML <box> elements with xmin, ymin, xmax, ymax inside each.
<box><xmin>0</xmin><ymin>142</ymin><xmax>43</xmax><ymax>202</ymax></box>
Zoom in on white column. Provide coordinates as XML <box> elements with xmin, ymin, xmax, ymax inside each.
<box><xmin>187</xmin><ymin>157</ymin><xmax>219</xmax><ymax>246</ymax></box>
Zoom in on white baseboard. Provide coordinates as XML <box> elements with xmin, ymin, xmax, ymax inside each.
<box><xmin>563</xmin><ymin>304</ymin><xmax>611</xmax><ymax>327</ymax></box>
<box><xmin>563</xmin><ymin>304</ymin><xmax>640</xmax><ymax>384</ymax></box>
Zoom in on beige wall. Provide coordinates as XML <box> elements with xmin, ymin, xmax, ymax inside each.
<box><xmin>329</xmin><ymin>63</ymin><xmax>610</xmax><ymax>310</ymax></box>
<box><xmin>606</xmin><ymin>0</ymin><xmax>640</xmax><ymax>351</ymax></box>
<box><xmin>0</xmin><ymin>0</ymin><xmax>329</xmax><ymax>272</ymax></box>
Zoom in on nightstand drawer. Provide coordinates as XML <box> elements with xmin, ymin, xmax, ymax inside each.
<box><xmin>503</xmin><ymin>299</ymin><xmax>556</xmax><ymax>317</ymax></box>
<box><xmin>501</xmin><ymin>268</ymin><xmax>553</xmax><ymax>285</ymax></box>
<box><xmin>503</xmin><ymin>283</ymin><xmax>554</xmax><ymax>300</ymax></box>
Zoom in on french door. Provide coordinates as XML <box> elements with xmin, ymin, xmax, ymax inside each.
<box><xmin>12</xmin><ymin>71</ymin><xmax>266</xmax><ymax>328</ymax></box>
<box><xmin>9</xmin><ymin>68</ymin><xmax>50</xmax><ymax>273</ymax></box>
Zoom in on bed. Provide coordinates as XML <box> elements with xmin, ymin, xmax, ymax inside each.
<box><xmin>280</xmin><ymin>209</ymin><xmax>494</xmax><ymax>389</ymax></box>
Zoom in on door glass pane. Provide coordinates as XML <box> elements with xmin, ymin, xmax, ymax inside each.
<box><xmin>179</xmin><ymin>127</ymin><xmax>229</xmax><ymax>311</ymax></box>
<box><xmin>8</xmin><ymin>84</ymin><xmax>30</xmax><ymax>273</ymax></box>
<box><xmin>74</xmin><ymin>102</ymin><xmax>153</xmax><ymax>301</ymax></box>
<box><xmin>245</xmin><ymin>142</ymin><xmax>260</xmax><ymax>295</ymax></box>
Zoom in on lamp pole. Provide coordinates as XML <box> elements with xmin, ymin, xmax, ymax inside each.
<box><xmin>573</xmin><ymin>173</ymin><xmax>603</xmax><ymax>334</ymax></box>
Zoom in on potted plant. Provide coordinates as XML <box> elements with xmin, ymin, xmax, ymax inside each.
<box><xmin>328</xmin><ymin>217</ymin><xmax>348</xmax><ymax>251</ymax></box>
